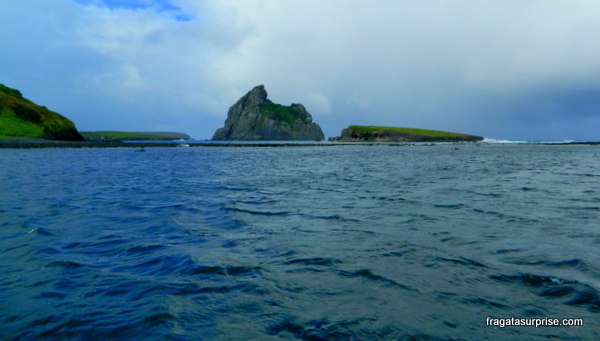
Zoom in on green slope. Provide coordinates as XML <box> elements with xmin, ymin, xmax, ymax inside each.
<box><xmin>0</xmin><ymin>84</ymin><xmax>83</xmax><ymax>140</ymax></box>
<box><xmin>333</xmin><ymin>125</ymin><xmax>483</xmax><ymax>142</ymax></box>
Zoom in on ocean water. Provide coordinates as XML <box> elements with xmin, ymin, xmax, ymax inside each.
<box><xmin>0</xmin><ymin>144</ymin><xmax>599</xmax><ymax>340</ymax></box>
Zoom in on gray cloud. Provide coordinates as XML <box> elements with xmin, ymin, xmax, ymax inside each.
<box><xmin>1</xmin><ymin>0</ymin><xmax>600</xmax><ymax>140</ymax></box>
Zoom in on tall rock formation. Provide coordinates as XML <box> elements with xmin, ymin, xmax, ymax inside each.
<box><xmin>212</xmin><ymin>85</ymin><xmax>325</xmax><ymax>141</ymax></box>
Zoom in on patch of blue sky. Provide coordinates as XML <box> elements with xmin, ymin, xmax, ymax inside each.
<box><xmin>73</xmin><ymin>0</ymin><xmax>195</xmax><ymax>21</ymax></box>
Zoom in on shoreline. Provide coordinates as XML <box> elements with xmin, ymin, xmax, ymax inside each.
<box><xmin>0</xmin><ymin>137</ymin><xmax>344</xmax><ymax>149</ymax></box>
<box><xmin>0</xmin><ymin>137</ymin><xmax>598</xmax><ymax>149</ymax></box>
<box><xmin>0</xmin><ymin>137</ymin><xmax>175</xmax><ymax>149</ymax></box>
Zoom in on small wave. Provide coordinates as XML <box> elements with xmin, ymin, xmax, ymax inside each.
<box><xmin>286</xmin><ymin>257</ymin><xmax>343</xmax><ymax>267</ymax></box>
<box><xmin>374</xmin><ymin>196</ymin><xmax>406</xmax><ymax>202</ymax></box>
<box><xmin>539</xmin><ymin>285</ymin><xmax>600</xmax><ymax>310</ymax></box>
<box><xmin>492</xmin><ymin>248</ymin><xmax>523</xmax><ymax>254</ymax></box>
<box><xmin>102</xmin><ymin>284</ymin><xmax>135</xmax><ymax>298</ymax></box>
<box><xmin>501</xmin><ymin>257</ymin><xmax>590</xmax><ymax>271</ymax></box>
<box><xmin>179</xmin><ymin>265</ymin><xmax>262</xmax><ymax>277</ymax></box>
<box><xmin>265</xmin><ymin>317</ymin><xmax>449</xmax><ymax>341</ymax></box>
<box><xmin>38</xmin><ymin>247</ymin><xmax>60</xmax><ymax>255</ymax></box>
<box><xmin>433</xmin><ymin>204</ymin><xmax>466</xmax><ymax>209</ymax></box>
<box><xmin>490</xmin><ymin>273</ymin><xmax>600</xmax><ymax>311</ymax></box>
<box><xmin>44</xmin><ymin>260</ymin><xmax>86</xmax><ymax>269</ymax></box>
<box><xmin>35</xmin><ymin>291</ymin><xmax>67</xmax><ymax>300</ymax></box>
<box><xmin>167</xmin><ymin>282</ymin><xmax>267</xmax><ymax>296</ymax></box>
<box><xmin>490</xmin><ymin>273</ymin><xmax>576</xmax><ymax>286</ymax></box>
<box><xmin>482</xmin><ymin>138</ymin><xmax>530</xmax><ymax>144</ymax></box>
<box><xmin>562</xmin><ymin>288</ymin><xmax>600</xmax><ymax>309</ymax></box>
<box><xmin>126</xmin><ymin>244</ymin><xmax>166</xmax><ymax>254</ymax></box>
<box><xmin>179</xmin><ymin>265</ymin><xmax>227</xmax><ymax>276</ymax></box>
<box><xmin>461</xmin><ymin>297</ymin><xmax>509</xmax><ymax>309</ymax></box>
<box><xmin>27</xmin><ymin>227</ymin><xmax>54</xmax><ymax>236</ymax></box>
<box><xmin>226</xmin><ymin>265</ymin><xmax>262</xmax><ymax>276</ymax></box>
<box><xmin>472</xmin><ymin>208</ymin><xmax>506</xmax><ymax>218</ymax></box>
<box><xmin>338</xmin><ymin>269</ymin><xmax>415</xmax><ymax>291</ymax></box>
<box><xmin>314</xmin><ymin>214</ymin><xmax>360</xmax><ymax>222</ymax></box>
<box><xmin>143</xmin><ymin>312</ymin><xmax>176</xmax><ymax>327</ymax></box>
<box><xmin>111</xmin><ymin>254</ymin><xmax>194</xmax><ymax>276</ymax></box>
<box><xmin>538</xmin><ymin>286</ymin><xmax>576</xmax><ymax>297</ymax></box>
<box><xmin>482</xmin><ymin>138</ymin><xmax>578</xmax><ymax>144</ymax></box>
<box><xmin>434</xmin><ymin>257</ymin><xmax>487</xmax><ymax>268</ymax></box>
<box><xmin>557</xmin><ymin>205</ymin><xmax>600</xmax><ymax>211</ymax></box>
<box><xmin>224</xmin><ymin>206</ymin><xmax>290</xmax><ymax>216</ymax></box>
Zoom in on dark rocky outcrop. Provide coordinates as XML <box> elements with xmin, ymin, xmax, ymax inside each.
<box><xmin>212</xmin><ymin>85</ymin><xmax>325</xmax><ymax>141</ymax></box>
<box><xmin>329</xmin><ymin>126</ymin><xmax>484</xmax><ymax>142</ymax></box>
<box><xmin>0</xmin><ymin>83</ymin><xmax>84</xmax><ymax>140</ymax></box>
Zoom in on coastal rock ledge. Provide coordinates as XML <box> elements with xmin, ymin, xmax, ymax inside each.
<box><xmin>212</xmin><ymin>85</ymin><xmax>325</xmax><ymax>141</ymax></box>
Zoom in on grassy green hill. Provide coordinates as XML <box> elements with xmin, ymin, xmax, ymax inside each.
<box><xmin>331</xmin><ymin>125</ymin><xmax>483</xmax><ymax>142</ymax></box>
<box><xmin>0</xmin><ymin>84</ymin><xmax>83</xmax><ymax>140</ymax></box>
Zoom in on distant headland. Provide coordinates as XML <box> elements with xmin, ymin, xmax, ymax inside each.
<box><xmin>0</xmin><ymin>83</ymin><xmax>83</xmax><ymax>141</ymax></box>
<box><xmin>80</xmin><ymin>131</ymin><xmax>192</xmax><ymax>142</ymax></box>
<box><xmin>212</xmin><ymin>85</ymin><xmax>325</xmax><ymax>141</ymax></box>
<box><xmin>329</xmin><ymin>125</ymin><xmax>484</xmax><ymax>142</ymax></box>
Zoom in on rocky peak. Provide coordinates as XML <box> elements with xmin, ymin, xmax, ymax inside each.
<box><xmin>211</xmin><ymin>85</ymin><xmax>325</xmax><ymax>141</ymax></box>
<box><xmin>244</xmin><ymin>85</ymin><xmax>268</xmax><ymax>107</ymax></box>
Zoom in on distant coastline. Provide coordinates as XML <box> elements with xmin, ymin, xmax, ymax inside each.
<box><xmin>1</xmin><ymin>136</ymin><xmax>598</xmax><ymax>149</ymax></box>
<box><xmin>80</xmin><ymin>131</ymin><xmax>192</xmax><ymax>141</ymax></box>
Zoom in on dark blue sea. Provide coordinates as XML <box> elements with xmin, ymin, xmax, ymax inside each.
<box><xmin>1</xmin><ymin>144</ymin><xmax>599</xmax><ymax>340</ymax></box>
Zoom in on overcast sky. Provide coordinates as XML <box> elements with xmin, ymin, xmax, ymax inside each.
<box><xmin>1</xmin><ymin>0</ymin><xmax>600</xmax><ymax>141</ymax></box>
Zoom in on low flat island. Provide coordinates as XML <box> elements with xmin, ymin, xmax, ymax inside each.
<box><xmin>80</xmin><ymin>131</ymin><xmax>192</xmax><ymax>142</ymax></box>
<box><xmin>329</xmin><ymin>125</ymin><xmax>484</xmax><ymax>142</ymax></box>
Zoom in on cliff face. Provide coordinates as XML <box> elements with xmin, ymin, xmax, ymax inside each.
<box><xmin>0</xmin><ymin>84</ymin><xmax>84</xmax><ymax>140</ymax></box>
<box><xmin>212</xmin><ymin>85</ymin><xmax>325</xmax><ymax>141</ymax></box>
<box><xmin>329</xmin><ymin>126</ymin><xmax>484</xmax><ymax>142</ymax></box>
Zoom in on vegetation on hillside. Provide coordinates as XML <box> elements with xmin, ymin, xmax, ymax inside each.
<box><xmin>259</xmin><ymin>102</ymin><xmax>308</xmax><ymax>127</ymax></box>
<box><xmin>0</xmin><ymin>84</ymin><xmax>23</xmax><ymax>98</ymax></box>
<box><xmin>330</xmin><ymin>125</ymin><xmax>483</xmax><ymax>142</ymax></box>
<box><xmin>348</xmin><ymin>125</ymin><xmax>478</xmax><ymax>139</ymax></box>
<box><xmin>0</xmin><ymin>109</ymin><xmax>44</xmax><ymax>138</ymax></box>
<box><xmin>0</xmin><ymin>83</ymin><xmax>82</xmax><ymax>140</ymax></box>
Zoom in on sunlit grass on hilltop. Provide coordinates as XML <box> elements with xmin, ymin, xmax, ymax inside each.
<box><xmin>0</xmin><ymin>110</ymin><xmax>45</xmax><ymax>138</ymax></box>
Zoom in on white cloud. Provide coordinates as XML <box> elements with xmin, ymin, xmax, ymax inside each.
<box><xmin>1</xmin><ymin>0</ymin><xmax>600</xmax><ymax>140</ymax></box>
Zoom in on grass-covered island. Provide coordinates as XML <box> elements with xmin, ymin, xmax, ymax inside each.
<box><xmin>81</xmin><ymin>131</ymin><xmax>192</xmax><ymax>141</ymax></box>
<box><xmin>0</xmin><ymin>83</ymin><xmax>83</xmax><ymax>140</ymax></box>
<box><xmin>329</xmin><ymin>125</ymin><xmax>484</xmax><ymax>142</ymax></box>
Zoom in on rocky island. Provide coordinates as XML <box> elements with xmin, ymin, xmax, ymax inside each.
<box><xmin>212</xmin><ymin>85</ymin><xmax>325</xmax><ymax>141</ymax></box>
<box><xmin>0</xmin><ymin>83</ymin><xmax>83</xmax><ymax>140</ymax></box>
<box><xmin>329</xmin><ymin>125</ymin><xmax>484</xmax><ymax>142</ymax></box>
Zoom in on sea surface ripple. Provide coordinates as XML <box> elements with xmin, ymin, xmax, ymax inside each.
<box><xmin>0</xmin><ymin>144</ymin><xmax>599</xmax><ymax>340</ymax></box>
